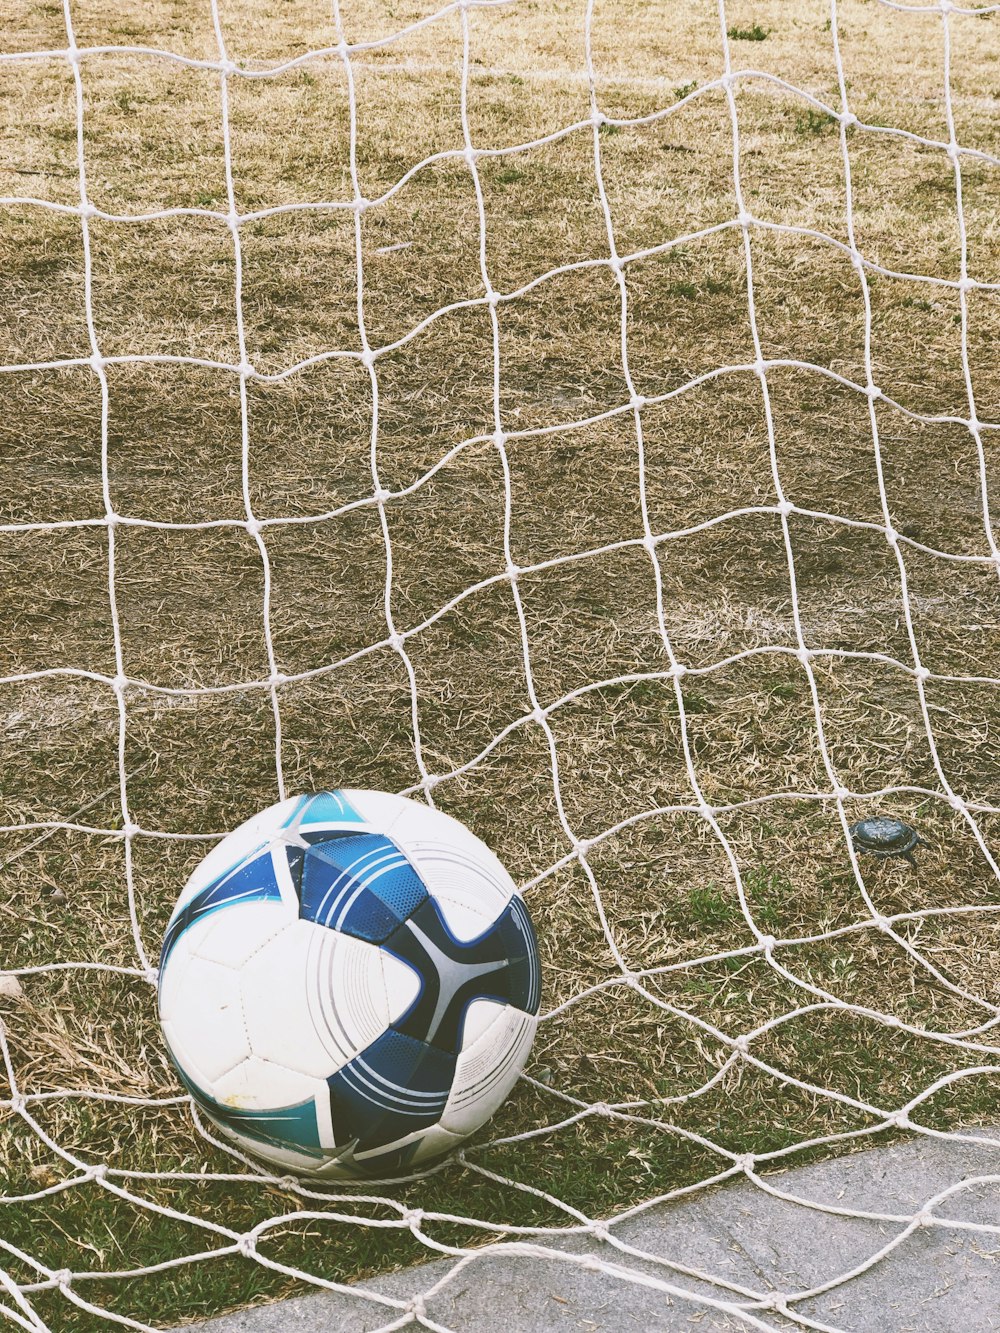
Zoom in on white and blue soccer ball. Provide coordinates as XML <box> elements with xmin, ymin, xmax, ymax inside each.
<box><xmin>157</xmin><ymin>790</ymin><xmax>541</xmax><ymax>1179</ymax></box>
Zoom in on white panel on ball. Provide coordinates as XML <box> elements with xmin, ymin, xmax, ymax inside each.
<box><xmin>442</xmin><ymin>1006</ymin><xmax>537</xmax><ymax>1137</ymax></box>
<box><xmin>239</xmin><ymin>921</ymin><xmax>342</xmax><ymax>1078</ymax></box>
<box><xmin>192</xmin><ymin>899</ymin><xmax>291</xmax><ymax>971</ymax></box>
<box><xmin>240</xmin><ymin>919</ymin><xmax>418</xmax><ymax>1077</ymax></box>
<box><xmin>164</xmin><ymin>955</ymin><xmax>250</xmax><ymax>1086</ymax></box>
<box><xmin>337</xmin><ymin>788</ymin><xmax>412</xmax><ymax>831</ymax></box>
<box><xmin>378</xmin><ymin>947</ymin><xmax>423</xmax><ymax>1027</ymax></box>
<box><xmin>461</xmin><ymin>996</ymin><xmax>507</xmax><ymax>1049</ymax></box>
<box><xmin>157</xmin><ymin>948</ymin><xmax>190</xmax><ymax>1024</ymax></box>
<box><xmin>211</xmin><ymin>1055</ymin><xmax>323</xmax><ymax>1111</ymax></box>
<box><xmin>389</xmin><ymin>803</ymin><xmax>516</xmax><ymax>942</ymax></box>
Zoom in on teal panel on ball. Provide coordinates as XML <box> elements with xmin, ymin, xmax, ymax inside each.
<box><xmin>298</xmin><ymin>790</ymin><xmax>364</xmax><ymax>825</ymax></box>
<box><xmin>175</xmin><ymin>1064</ymin><xmax>325</xmax><ymax>1158</ymax></box>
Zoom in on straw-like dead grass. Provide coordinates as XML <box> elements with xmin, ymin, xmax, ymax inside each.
<box><xmin>2</xmin><ymin>0</ymin><xmax>1000</xmax><ymax>1327</ymax></box>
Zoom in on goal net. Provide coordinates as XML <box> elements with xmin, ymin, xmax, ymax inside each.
<box><xmin>3</xmin><ymin>0</ymin><xmax>1000</xmax><ymax>1327</ymax></box>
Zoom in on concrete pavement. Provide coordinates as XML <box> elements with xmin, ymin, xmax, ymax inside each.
<box><xmin>191</xmin><ymin>1128</ymin><xmax>1000</xmax><ymax>1332</ymax></box>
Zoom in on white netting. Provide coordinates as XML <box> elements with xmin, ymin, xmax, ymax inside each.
<box><xmin>2</xmin><ymin>0</ymin><xmax>1000</xmax><ymax>1328</ymax></box>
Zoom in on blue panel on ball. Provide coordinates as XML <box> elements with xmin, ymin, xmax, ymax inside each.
<box><xmin>160</xmin><ymin>848</ymin><xmax>282</xmax><ymax>970</ymax></box>
<box><xmin>171</xmin><ymin>1062</ymin><xmax>325</xmax><ymax>1158</ymax></box>
<box><xmin>297</xmin><ymin>832</ymin><xmax>427</xmax><ymax>943</ymax></box>
<box><xmin>495</xmin><ymin>893</ymin><xmax>543</xmax><ymax>1016</ymax></box>
<box><xmin>327</xmin><ymin>1028</ymin><xmax>455</xmax><ymax>1150</ymax></box>
<box><xmin>382</xmin><ymin>894</ymin><xmax>542</xmax><ymax>1053</ymax></box>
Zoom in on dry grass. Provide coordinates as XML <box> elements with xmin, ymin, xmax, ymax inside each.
<box><xmin>2</xmin><ymin>0</ymin><xmax>1000</xmax><ymax>1328</ymax></box>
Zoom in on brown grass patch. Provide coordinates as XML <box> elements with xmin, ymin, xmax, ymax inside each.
<box><xmin>3</xmin><ymin>0</ymin><xmax>1000</xmax><ymax>1327</ymax></box>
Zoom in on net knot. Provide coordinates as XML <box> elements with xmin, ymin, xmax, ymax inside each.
<box><xmin>913</xmin><ymin>665</ymin><xmax>930</xmax><ymax>683</ymax></box>
<box><xmin>840</xmin><ymin>111</ymin><xmax>858</xmax><ymax>128</ymax></box>
<box><xmin>238</xmin><ymin>360</ymin><xmax>255</xmax><ymax>380</ymax></box>
<box><xmin>80</xmin><ymin>202</ymin><xmax>98</xmax><ymax>220</ymax></box>
<box><xmin>373</xmin><ymin>487</ymin><xmax>391</xmax><ymax>505</ymax></box>
<box><xmin>832</xmin><ymin>783</ymin><xmax>850</xmax><ymax>801</ymax></box>
<box><xmin>890</xmin><ymin>1110</ymin><xmax>912</xmax><ymax>1130</ymax></box>
<box><xmin>866</xmin><ymin>383</ymin><xmax>882</xmax><ymax>401</ymax></box>
<box><xmin>759</xmin><ymin>934</ymin><xmax>776</xmax><ymax>954</ymax></box>
<box><xmin>245</xmin><ymin>517</ymin><xmax>263</xmax><ymax>537</ymax></box>
<box><xmin>796</xmin><ymin>647</ymin><xmax>815</xmax><ymax>666</ymax></box>
<box><xmin>388</xmin><ymin>632</ymin><xmax>405</xmax><ymax>652</ymax></box>
<box><xmin>88</xmin><ymin>352</ymin><xmax>105</xmax><ymax>373</ymax></box>
<box><xmin>112</xmin><ymin>672</ymin><xmax>128</xmax><ymax>693</ymax></box>
<box><xmin>219</xmin><ymin>58</ymin><xmax>238</xmax><ymax>77</ymax></box>
<box><xmin>776</xmin><ymin>498</ymin><xmax>793</xmax><ymax>517</ymax></box>
<box><xmin>958</xmin><ymin>276</ymin><xmax>976</xmax><ymax>294</ymax></box>
<box><xmin>630</xmin><ymin>393</ymin><xmax>647</xmax><ymax>412</ymax></box>
<box><xmin>529</xmin><ymin>706</ymin><xmax>546</xmax><ymax>726</ymax></box>
<box><xmin>591</xmin><ymin>1222</ymin><xmax>610</xmax><ymax>1242</ymax></box>
<box><xmin>672</xmin><ymin>662</ymin><xmax>687</xmax><ymax>680</ymax></box>
<box><xmin>885</xmin><ymin>526</ymin><xmax>899</xmax><ymax>548</ymax></box>
<box><xmin>948</xmin><ymin>793</ymin><xmax>966</xmax><ymax>812</ymax></box>
<box><xmin>591</xmin><ymin>1102</ymin><xmax>612</xmax><ymax>1117</ymax></box>
<box><xmin>406</xmin><ymin>1294</ymin><xmax>427</xmax><ymax>1318</ymax></box>
<box><xmin>269</xmin><ymin>671</ymin><xmax>288</xmax><ymax>688</ymax></box>
<box><xmin>735</xmin><ymin>1153</ymin><xmax>756</xmax><ymax>1173</ymax></box>
<box><xmin>574</xmin><ymin>837</ymin><xmax>592</xmax><ymax>858</ymax></box>
<box><xmin>144</xmin><ymin>966</ymin><xmax>160</xmax><ymax>986</ymax></box>
<box><xmin>9</xmin><ymin>1094</ymin><xmax>27</xmax><ymax>1114</ymax></box>
<box><xmin>87</xmin><ymin>1163</ymin><xmax>108</xmax><ymax>1181</ymax></box>
<box><xmin>916</xmin><ymin>1206</ymin><xmax>934</xmax><ymax>1228</ymax></box>
<box><xmin>737</xmin><ymin>209</ymin><xmax>753</xmax><ymax>230</ymax></box>
<box><xmin>403</xmin><ymin>1207</ymin><xmax>425</xmax><ymax>1228</ymax></box>
<box><xmin>734</xmin><ymin>1035</ymin><xmax>751</xmax><ymax>1055</ymax></box>
<box><xmin>873</xmin><ymin>914</ymin><xmax>892</xmax><ymax>933</ymax></box>
<box><xmin>54</xmin><ymin>1269</ymin><xmax>73</xmax><ymax>1290</ymax></box>
<box><xmin>238</xmin><ymin>1233</ymin><xmax>257</xmax><ymax>1257</ymax></box>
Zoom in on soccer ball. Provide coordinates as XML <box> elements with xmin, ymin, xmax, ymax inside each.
<box><xmin>157</xmin><ymin>790</ymin><xmax>541</xmax><ymax>1179</ymax></box>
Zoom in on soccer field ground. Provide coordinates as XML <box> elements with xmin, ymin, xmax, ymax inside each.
<box><xmin>2</xmin><ymin>0</ymin><xmax>1000</xmax><ymax>1328</ymax></box>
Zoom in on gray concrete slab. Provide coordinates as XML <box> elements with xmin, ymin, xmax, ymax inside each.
<box><xmin>192</xmin><ymin>1129</ymin><xmax>1000</xmax><ymax>1333</ymax></box>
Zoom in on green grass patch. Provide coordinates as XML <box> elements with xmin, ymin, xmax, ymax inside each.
<box><xmin>727</xmin><ymin>23</ymin><xmax>770</xmax><ymax>41</ymax></box>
